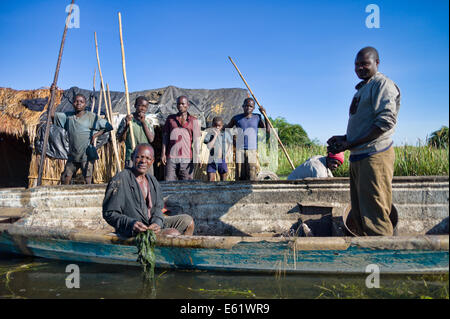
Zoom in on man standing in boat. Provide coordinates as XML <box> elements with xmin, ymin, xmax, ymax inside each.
<box><xmin>102</xmin><ymin>143</ymin><xmax>195</xmax><ymax>237</ymax></box>
<box><xmin>226</xmin><ymin>98</ymin><xmax>270</xmax><ymax>181</ymax></box>
<box><xmin>116</xmin><ymin>96</ymin><xmax>155</xmax><ymax>175</ymax></box>
<box><xmin>51</xmin><ymin>93</ymin><xmax>113</xmax><ymax>185</ymax></box>
<box><xmin>327</xmin><ymin>47</ymin><xmax>401</xmax><ymax>236</ymax></box>
<box><xmin>161</xmin><ymin>96</ymin><xmax>201</xmax><ymax>181</ymax></box>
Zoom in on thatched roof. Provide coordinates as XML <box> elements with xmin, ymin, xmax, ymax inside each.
<box><xmin>0</xmin><ymin>87</ymin><xmax>63</xmax><ymax>143</ymax></box>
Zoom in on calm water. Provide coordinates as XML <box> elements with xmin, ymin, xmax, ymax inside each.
<box><xmin>0</xmin><ymin>255</ymin><xmax>448</xmax><ymax>299</ymax></box>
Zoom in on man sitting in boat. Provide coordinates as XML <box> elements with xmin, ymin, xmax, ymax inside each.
<box><xmin>287</xmin><ymin>152</ymin><xmax>344</xmax><ymax>180</ymax></box>
<box><xmin>102</xmin><ymin>143</ymin><xmax>195</xmax><ymax>237</ymax></box>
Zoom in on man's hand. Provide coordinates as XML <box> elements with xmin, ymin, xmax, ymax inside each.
<box><xmin>161</xmin><ymin>154</ymin><xmax>167</xmax><ymax>166</ymax></box>
<box><xmin>328</xmin><ymin>141</ymin><xmax>350</xmax><ymax>154</ymax></box>
<box><xmin>327</xmin><ymin>135</ymin><xmax>346</xmax><ymax>146</ymax></box>
<box><xmin>327</xmin><ymin>135</ymin><xmax>350</xmax><ymax>153</ymax></box>
<box><xmin>125</xmin><ymin>114</ymin><xmax>133</xmax><ymax>126</ymax></box>
<box><xmin>90</xmin><ymin>130</ymin><xmax>104</xmax><ymax>145</ymax></box>
<box><xmin>259</xmin><ymin>105</ymin><xmax>267</xmax><ymax>114</ymax></box>
<box><xmin>148</xmin><ymin>223</ymin><xmax>161</xmax><ymax>234</ymax></box>
<box><xmin>137</xmin><ymin>112</ymin><xmax>146</xmax><ymax>124</ymax></box>
<box><xmin>132</xmin><ymin>221</ymin><xmax>148</xmax><ymax>234</ymax></box>
<box><xmin>90</xmin><ymin>135</ymin><xmax>98</xmax><ymax>145</ymax></box>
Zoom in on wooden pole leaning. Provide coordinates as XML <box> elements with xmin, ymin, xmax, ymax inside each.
<box><xmin>94</xmin><ymin>32</ymin><xmax>122</xmax><ymax>174</ymax></box>
<box><xmin>228</xmin><ymin>56</ymin><xmax>296</xmax><ymax>170</ymax></box>
<box><xmin>90</xmin><ymin>69</ymin><xmax>96</xmax><ymax>112</ymax></box>
<box><xmin>106</xmin><ymin>84</ymin><xmax>122</xmax><ymax>173</ymax></box>
<box><xmin>118</xmin><ymin>12</ymin><xmax>136</xmax><ymax>149</ymax></box>
<box><xmin>37</xmin><ymin>0</ymin><xmax>75</xmax><ymax>186</ymax></box>
<box><xmin>97</xmin><ymin>82</ymin><xmax>103</xmax><ymax>116</ymax></box>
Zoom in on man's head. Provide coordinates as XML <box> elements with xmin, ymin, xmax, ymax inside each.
<box><xmin>326</xmin><ymin>152</ymin><xmax>345</xmax><ymax>171</ymax></box>
<box><xmin>132</xmin><ymin>143</ymin><xmax>155</xmax><ymax>175</ymax></box>
<box><xmin>72</xmin><ymin>94</ymin><xmax>86</xmax><ymax>113</ymax></box>
<box><xmin>242</xmin><ymin>98</ymin><xmax>255</xmax><ymax>115</ymax></box>
<box><xmin>355</xmin><ymin>47</ymin><xmax>380</xmax><ymax>80</ymax></box>
<box><xmin>212</xmin><ymin>116</ymin><xmax>224</xmax><ymax>130</ymax></box>
<box><xmin>176</xmin><ymin>96</ymin><xmax>189</xmax><ymax>114</ymax></box>
<box><xmin>134</xmin><ymin>96</ymin><xmax>149</xmax><ymax>115</ymax></box>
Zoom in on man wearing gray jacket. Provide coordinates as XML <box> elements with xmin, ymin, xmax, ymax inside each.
<box><xmin>327</xmin><ymin>47</ymin><xmax>401</xmax><ymax>236</ymax></box>
<box><xmin>102</xmin><ymin>143</ymin><xmax>194</xmax><ymax>238</ymax></box>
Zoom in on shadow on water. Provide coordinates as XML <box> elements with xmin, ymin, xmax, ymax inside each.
<box><xmin>0</xmin><ymin>256</ymin><xmax>448</xmax><ymax>299</ymax></box>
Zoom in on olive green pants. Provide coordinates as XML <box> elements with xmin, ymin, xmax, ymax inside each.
<box><xmin>349</xmin><ymin>147</ymin><xmax>395</xmax><ymax>236</ymax></box>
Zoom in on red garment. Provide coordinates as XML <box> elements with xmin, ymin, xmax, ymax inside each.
<box><xmin>163</xmin><ymin>113</ymin><xmax>199</xmax><ymax>159</ymax></box>
<box><xmin>328</xmin><ymin>152</ymin><xmax>345</xmax><ymax>164</ymax></box>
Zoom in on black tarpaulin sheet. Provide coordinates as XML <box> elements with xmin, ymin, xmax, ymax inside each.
<box><xmin>56</xmin><ymin>85</ymin><xmax>248</xmax><ymax>127</ymax></box>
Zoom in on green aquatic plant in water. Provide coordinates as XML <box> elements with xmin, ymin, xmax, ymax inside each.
<box><xmin>136</xmin><ymin>230</ymin><xmax>157</xmax><ymax>297</ymax></box>
<box><xmin>314</xmin><ymin>274</ymin><xmax>449</xmax><ymax>299</ymax></box>
<box><xmin>0</xmin><ymin>262</ymin><xmax>47</xmax><ymax>298</ymax></box>
<box><xmin>186</xmin><ymin>287</ymin><xmax>257</xmax><ymax>298</ymax></box>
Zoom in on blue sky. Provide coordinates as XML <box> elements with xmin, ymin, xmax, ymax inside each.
<box><xmin>0</xmin><ymin>0</ymin><xmax>448</xmax><ymax>145</ymax></box>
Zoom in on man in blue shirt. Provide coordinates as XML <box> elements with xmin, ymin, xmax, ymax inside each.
<box><xmin>227</xmin><ymin>98</ymin><xmax>269</xmax><ymax>181</ymax></box>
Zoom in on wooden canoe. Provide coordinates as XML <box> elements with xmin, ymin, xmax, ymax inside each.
<box><xmin>0</xmin><ymin>176</ymin><xmax>448</xmax><ymax>274</ymax></box>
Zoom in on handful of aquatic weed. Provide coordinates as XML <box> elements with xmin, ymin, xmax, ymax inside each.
<box><xmin>136</xmin><ymin>229</ymin><xmax>157</xmax><ymax>281</ymax></box>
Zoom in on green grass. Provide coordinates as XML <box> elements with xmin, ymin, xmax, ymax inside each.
<box><xmin>273</xmin><ymin>144</ymin><xmax>449</xmax><ymax>177</ymax></box>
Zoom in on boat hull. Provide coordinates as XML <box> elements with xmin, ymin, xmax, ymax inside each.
<box><xmin>1</xmin><ymin>226</ymin><xmax>448</xmax><ymax>274</ymax></box>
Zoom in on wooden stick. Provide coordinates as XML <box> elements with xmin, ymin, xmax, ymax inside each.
<box><xmin>107</xmin><ymin>84</ymin><xmax>122</xmax><ymax>172</ymax></box>
<box><xmin>37</xmin><ymin>0</ymin><xmax>75</xmax><ymax>186</ymax></box>
<box><xmin>118</xmin><ymin>12</ymin><xmax>136</xmax><ymax>149</ymax></box>
<box><xmin>97</xmin><ymin>82</ymin><xmax>103</xmax><ymax>116</ymax></box>
<box><xmin>94</xmin><ymin>32</ymin><xmax>122</xmax><ymax>173</ymax></box>
<box><xmin>228</xmin><ymin>56</ymin><xmax>296</xmax><ymax>170</ymax></box>
<box><xmin>90</xmin><ymin>69</ymin><xmax>96</xmax><ymax>112</ymax></box>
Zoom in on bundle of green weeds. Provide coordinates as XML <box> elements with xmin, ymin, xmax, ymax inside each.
<box><xmin>136</xmin><ymin>230</ymin><xmax>157</xmax><ymax>281</ymax></box>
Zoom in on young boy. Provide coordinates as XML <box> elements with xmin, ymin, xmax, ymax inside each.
<box><xmin>203</xmin><ymin>117</ymin><xmax>232</xmax><ymax>181</ymax></box>
<box><xmin>117</xmin><ymin>96</ymin><xmax>155</xmax><ymax>175</ymax></box>
<box><xmin>52</xmin><ymin>93</ymin><xmax>112</xmax><ymax>184</ymax></box>
<box><xmin>226</xmin><ymin>98</ymin><xmax>269</xmax><ymax>181</ymax></box>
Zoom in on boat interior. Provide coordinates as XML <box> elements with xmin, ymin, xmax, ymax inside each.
<box><xmin>0</xmin><ymin>177</ymin><xmax>448</xmax><ymax>239</ymax></box>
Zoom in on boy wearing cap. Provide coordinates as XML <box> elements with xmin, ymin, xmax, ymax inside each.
<box><xmin>287</xmin><ymin>152</ymin><xmax>345</xmax><ymax>180</ymax></box>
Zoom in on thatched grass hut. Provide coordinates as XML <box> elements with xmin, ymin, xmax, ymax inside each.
<box><xmin>0</xmin><ymin>87</ymin><xmax>63</xmax><ymax>187</ymax></box>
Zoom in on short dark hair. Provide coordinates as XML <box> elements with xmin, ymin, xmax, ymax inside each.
<box><xmin>132</xmin><ymin>143</ymin><xmax>154</xmax><ymax>160</ymax></box>
<box><xmin>243</xmin><ymin>97</ymin><xmax>255</xmax><ymax>105</ymax></box>
<box><xmin>177</xmin><ymin>95</ymin><xmax>189</xmax><ymax>103</ymax></box>
<box><xmin>73</xmin><ymin>93</ymin><xmax>86</xmax><ymax>102</ymax></box>
<box><xmin>212</xmin><ymin>116</ymin><xmax>223</xmax><ymax>126</ymax></box>
<box><xmin>134</xmin><ymin>96</ymin><xmax>149</xmax><ymax>107</ymax></box>
<box><xmin>357</xmin><ymin>46</ymin><xmax>379</xmax><ymax>61</ymax></box>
